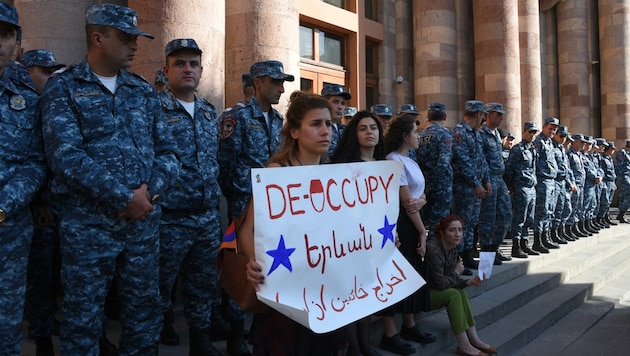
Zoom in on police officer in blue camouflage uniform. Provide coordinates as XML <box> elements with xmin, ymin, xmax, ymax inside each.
<box><xmin>157</xmin><ymin>38</ymin><xmax>229</xmax><ymax>356</ymax></box>
<box><xmin>154</xmin><ymin>69</ymin><xmax>167</xmax><ymax>92</ymax></box>
<box><xmin>40</xmin><ymin>4</ymin><xmax>181</xmax><ymax>355</ymax></box>
<box><xmin>567</xmin><ymin>134</ymin><xmax>590</xmax><ymax>237</ymax></box>
<box><xmin>581</xmin><ymin>136</ymin><xmax>602</xmax><ymax>234</ymax></box>
<box><xmin>614</xmin><ymin>140</ymin><xmax>630</xmax><ymax>223</ymax></box>
<box><xmin>371</xmin><ymin>103</ymin><xmax>394</xmax><ymax>131</ymax></box>
<box><xmin>416</xmin><ymin>102</ymin><xmax>452</xmax><ymax>240</ymax></box>
<box><xmin>19</xmin><ymin>49</ymin><xmax>65</xmax><ymax>94</ymax></box>
<box><xmin>342</xmin><ymin>106</ymin><xmax>357</xmax><ymax>127</ymax></box>
<box><xmin>451</xmin><ymin>100</ymin><xmax>490</xmax><ymax>270</ymax></box>
<box><xmin>218</xmin><ymin>60</ymin><xmax>293</xmax><ymax>220</ymax></box>
<box><xmin>549</xmin><ymin>125</ymin><xmax>572</xmax><ymax>244</ymax></box>
<box><xmin>0</xmin><ymin>3</ymin><xmax>48</xmax><ymax>354</ymax></box>
<box><xmin>322</xmin><ymin>83</ymin><xmax>351</xmax><ymax>155</ymax></box>
<box><xmin>597</xmin><ymin>141</ymin><xmax>617</xmax><ymax>227</ymax></box>
<box><xmin>532</xmin><ymin>117</ymin><xmax>560</xmax><ymax>253</ymax></box>
<box><xmin>478</xmin><ymin>103</ymin><xmax>512</xmax><ymax>264</ymax></box>
<box><xmin>399</xmin><ymin>103</ymin><xmax>419</xmax><ymax>117</ymax></box>
<box><xmin>592</xmin><ymin>138</ymin><xmax>610</xmax><ymax>229</ymax></box>
<box><xmin>504</xmin><ymin>122</ymin><xmax>540</xmax><ymax>258</ymax></box>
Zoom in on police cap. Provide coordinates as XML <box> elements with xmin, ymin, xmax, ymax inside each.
<box><xmin>465</xmin><ymin>100</ymin><xmax>486</xmax><ymax>113</ymax></box>
<box><xmin>343</xmin><ymin>106</ymin><xmax>358</xmax><ymax>117</ymax></box>
<box><xmin>370</xmin><ymin>104</ymin><xmax>393</xmax><ymax>117</ymax></box>
<box><xmin>86</xmin><ymin>4</ymin><xmax>154</xmax><ymax>39</ymax></box>
<box><xmin>250</xmin><ymin>60</ymin><xmax>295</xmax><ymax>82</ymax></box>
<box><xmin>484</xmin><ymin>102</ymin><xmax>506</xmax><ymax>114</ymax></box>
<box><xmin>399</xmin><ymin>104</ymin><xmax>418</xmax><ymax>115</ymax></box>
<box><xmin>321</xmin><ymin>83</ymin><xmax>351</xmax><ymax>100</ymax></box>
<box><xmin>165</xmin><ymin>38</ymin><xmax>202</xmax><ymax>57</ymax></box>
<box><xmin>20</xmin><ymin>49</ymin><xmax>64</xmax><ymax>69</ymax></box>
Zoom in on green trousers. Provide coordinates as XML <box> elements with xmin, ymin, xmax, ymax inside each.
<box><xmin>430</xmin><ymin>288</ymin><xmax>475</xmax><ymax>334</ymax></box>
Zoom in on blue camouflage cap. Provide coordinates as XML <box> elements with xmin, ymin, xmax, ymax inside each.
<box><xmin>557</xmin><ymin>125</ymin><xmax>570</xmax><ymax>135</ymax></box>
<box><xmin>0</xmin><ymin>2</ymin><xmax>19</xmax><ymax>29</ymax></box>
<box><xmin>465</xmin><ymin>100</ymin><xmax>486</xmax><ymax>113</ymax></box>
<box><xmin>250</xmin><ymin>60</ymin><xmax>295</xmax><ymax>81</ymax></box>
<box><xmin>427</xmin><ymin>102</ymin><xmax>446</xmax><ymax>114</ymax></box>
<box><xmin>570</xmin><ymin>133</ymin><xmax>585</xmax><ymax>142</ymax></box>
<box><xmin>154</xmin><ymin>69</ymin><xmax>167</xmax><ymax>85</ymax></box>
<box><xmin>86</xmin><ymin>4</ymin><xmax>154</xmax><ymax>39</ymax></box>
<box><xmin>321</xmin><ymin>83</ymin><xmax>351</xmax><ymax>100</ymax></box>
<box><xmin>165</xmin><ymin>38</ymin><xmax>202</xmax><ymax>57</ymax></box>
<box><xmin>607</xmin><ymin>141</ymin><xmax>616</xmax><ymax>149</ymax></box>
<box><xmin>583</xmin><ymin>135</ymin><xmax>594</xmax><ymax>144</ymax></box>
<box><xmin>242</xmin><ymin>73</ymin><xmax>253</xmax><ymax>88</ymax></box>
<box><xmin>343</xmin><ymin>106</ymin><xmax>357</xmax><ymax>117</ymax></box>
<box><xmin>484</xmin><ymin>102</ymin><xmax>506</xmax><ymax>114</ymax></box>
<box><xmin>370</xmin><ymin>104</ymin><xmax>393</xmax><ymax>117</ymax></box>
<box><xmin>20</xmin><ymin>49</ymin><xmax>64</xmax><ymax>68</ymax></box>
<box><xmin>524</xmin><ymin>121</ymin><xmax>539</xmax><ymax>132</ymax></box>
<box><xmin>544</xmin><ymin>117</ymin><xmax>560</xmax><ymax>126</ymax></box>
<box><xmin>399</xmin><ymin>103</ymin><xmax>419</xmax><ymax>115</ymax></box>
<box><xmin>507</xmin><ymin>132</ymin><xmax>516</xmax><ymax>139</ymax></box>
<box><xmin>595</xmin><ymin>137</ymin><xmax>606</xmax><ymax>147</ymax></box>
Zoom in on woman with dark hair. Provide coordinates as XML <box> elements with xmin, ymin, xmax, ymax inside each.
<box><xmin>378</xmin><ymin>114</ymin><xmax>435</xmax><ymax>355</ymax></box>
<box><xmin>330</xmin><ymin>110</ymin><xmax>385</xmax><ymax>356</ymax></box>
<box><xmin>241</xmin><ymin>91</ymin><xmax>334</xmax><ymax>355</ymax></box>
<box><xmin>426</xmin><ymin>215</ymin><xmax>497</xmax><ymax>356</ymax></box>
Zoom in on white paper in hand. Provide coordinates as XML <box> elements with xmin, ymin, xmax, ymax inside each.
<box><xmin>477</xmin><ymin>252</ymin><xmax>496</xmax><ymax>280</ymax></box>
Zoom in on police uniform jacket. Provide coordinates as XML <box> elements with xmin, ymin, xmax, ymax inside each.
<box><xmin>159</xmin><ymin>87</ymin><xmax>221</xmax><ymax>211</ymax></box>
<box><xmin>0</xmin><ymin>63</ymin><xmax>47</xmax><ymax>217</ymax></box>
<box><xmin>614</xmin><ymin>148</ymin><xmax>630</xmax><ymax>186</ymax></box>
<box><xmin>504</xmin><ymin>141</ymin><xmax>537</xmax><ymax>189</ymax></box>
<box><xmin>582</xmin><ymin>153</ymin><xmax>600</xmax><ymax>184</ymax></box>
<box><xmin>451</xmin><ymin>121</ymin><xmax>489</xmax><ymax>188</ymax></box>
<box><xmin>480</xmin><ymin>124</ymin><xmax>505</xmax><ymax>176</ymax></box>
<box><xmin>600</xmin><ymin>154</ymin><xmax>616</xmax><ymax>183</ymax></box>
<box><xmin>532</xmin><ymin>134</ymin><xmax>558</xmax><ymax>179</ymax></box>
<box><xmin>416</xmin><ymin>123</ymin><xmax>453</xmax><ymax>190</ymax></box>
<box><xmin>40</xmin><ymin>60</ymin><xmax>181</xmax><ymax>212</ymax></box>
<box><xmin>568</xmin><ymin>148</ymin><xmax>586</xmax><ymax>187</ymax></box>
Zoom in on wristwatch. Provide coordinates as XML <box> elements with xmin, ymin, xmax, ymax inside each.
<box><xmin>0</xmin><ymin>208</ymin><xmax>5</xmax><ymax>223</ymax></box>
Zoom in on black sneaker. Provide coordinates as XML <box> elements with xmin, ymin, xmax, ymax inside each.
<box><xmin>400</xmin><ymin>324</ymin><xmax>436</xmax><ymax>344</ymax></box>
<box><xmin>380</xmin><ymin>334</ymin><xmax>415</xmax><ymax>355</ymax></box>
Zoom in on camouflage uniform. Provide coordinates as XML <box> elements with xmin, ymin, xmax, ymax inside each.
<box><xmin>598</xmin><ymin>149</ymin><xmax>616</xmax><ymax>219</ymax></box>
<box><xmin>218</xmin><ymin>95</ymin><xmax>283</xmax><ymax>219</ymax></box>
<box><xmin>568</xmin><ymin>145</ymin><xmax>585</xmax><ymax>225</ymax></box>
<box><xmin>478</xmin><ymin>123</ymin><xmax>511</xmax><ymax>248</ymax></box>
<box><xmin>0</xmin><ymin>58</ymin><xmax>47</xmax><ymax>355</ymax></box>
<box><xmin>451</xmin><ymin>120</ymin><xmax>489</xmax><ymax>252</ymax></box>
<box><xmin>40</xmin><ymin>6</ymin><xmax>180</xmax><ymax>352</ymax></box>
<box><xmin>532</xmin><ymin>132</ymin><xmax>558</xmax><ymax>233</ymax></box>
<box><xmin>551</xmin><ymin>140</ymin><xmax>570</xmax><ymax>229</ymax></box>
<box><xmin>582</xmin><ymin>150</ymin><xmax>600</xmax><ymax>221</ymax></box>
<box><xmin>614</xmin><ymin>145</ymin><xmax>630</xmax><ymax>217</ymax></box>
<box><xmin>159</xmin><ymin>86</ymin><xmax>222</xmax><ymax>330</ymax></box>
<box><xmin>504</xmin><ymin>140</ymin><xmax>537</xmax><ymax>241</ymax></box>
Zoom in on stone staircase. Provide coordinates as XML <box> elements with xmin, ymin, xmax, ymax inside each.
<box><xmin>371</xmin><ymin>218</ymin><xmax>630</xmax><ymax>356</ymax></box>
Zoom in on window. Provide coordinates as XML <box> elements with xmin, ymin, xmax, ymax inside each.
<box><xmin>365</xmin><ymin>42</ymin><xmax>377</xmax><ymax>75</ymax></box>
<box><xmin>319</xmin><ymin>32</ymin><xmax>344</xmax><ymax>66</ymax></box>
<box><xmin>322</xmin><ymin>0</ymin><xmax>346</xmax><ymax>9</ymax></box>
<box><xmin>300</xmin><ymin>26</ymin><xmax>314</xmax><ymax>60</ymax></box>
<box><xmin>301</xmin><ymin>78</ymin><xmax>314</xmax><ymax>93</ymax></box>
<box><xmin>365</xmin><ymin>0</ymin><xmax>377</xmax><ymax>21</ymax></box>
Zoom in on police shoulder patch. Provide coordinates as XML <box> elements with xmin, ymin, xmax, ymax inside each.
<box><xmin>9</xmin><ymin>95</ymin><xmax>26</xmax><ymax>110</ymax></box>
<box><xmin>220</xmin><ymin>117</ymin><xmax>237</xmax><ymax>139</ymax></box>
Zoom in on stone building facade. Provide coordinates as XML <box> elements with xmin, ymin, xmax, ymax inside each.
<box><xmin>10</xmin><ymin>0</ymin><xmax>630</xmax><ymax>144</ymax></box>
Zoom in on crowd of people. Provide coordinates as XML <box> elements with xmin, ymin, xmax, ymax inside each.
<box><xmin>2</xmin><ymin>2</ymin><xmax>630</xmax><ymax>356</ymax></box>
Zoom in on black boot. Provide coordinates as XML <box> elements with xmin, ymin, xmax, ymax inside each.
<box><xmin>35</xmin><ymin>336</ymin><xmax>54</xmax><ymax>356</ymax></box>
<box><xmin>160</xmin><ymin>312</ymin><xmax>180</xmax><ymax>345</ymax></box>
<box><xmin>520</xmin><ymin>239</ymin><xmax>539</xmax><ymax>256</ymax></box>
<box><xmin>605</xmin><ymin>215</ymin><xmax>618</xmax><ymax>226</ymax></box>
<box><xmin>550</xmin><ymin>228</ymin><xmax>568</xmax><ymax>244</ymax></box>
<box><xmin>511</xmin><ymin>239</ymin><xmax>527</xmax><ymax>258</ymax></box>
<box><xmin>532</xmin><ymin>232</ymin><xmax>549</xmax><ymax>254</ymax></box>
<box><xmin>586</xmin><ymin>218</ymin><xmax>599</xmax><ymax>233</ymax></box>
<box><xmin>592</xmin><ymin>218</ymin><xmax>605</xmax><ymax>229</ymax></box>
<box><xmin>189</xmin><ymin>327</ymin><xmax>223</xmax><ymax>356</ymax></box>
<box><xmin>570</xmin><ymin>224</ymin><xmax>585</xmax><ymax>238</ymax></box>
<box><xmin>462</xmin><ymin>249</ymin><xmax>478</xmax><ymax>269</ymax></box>
<box><xmin>541</xmin><ymin>230</ymin><xmax>559</xmax><ymax>249</ymax></box>
<box><xmin>618</xmin><ymin>212</ymin><xmax>629</xmax><ymax>223</ymax></box>
<box><xmin>559</xmin><ymin>225</ymin><xmax>575</xmax><ymax>242</ymax></box>
<box><xmin>578</xmin><ymin>221</ymin><xmax>593</xmax><ymax>236</ymax></box>
<box><xmin>495</xmin><ymin>244</ymin><xmax>512</xmax><ymax>261</ymax></box>
<box><xmin>227</xmin><ymin>320</ymin><xmax>251</xmax><ymax>356</ymax></box>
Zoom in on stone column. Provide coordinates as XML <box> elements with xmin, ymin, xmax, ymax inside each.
<box><xmin>395</xmin><ymin>0</ymin><xmax>414</xmax><ymax>109</ymax></box>
<box><xmin>130</xmin><ymin>0</ymin><xmax>225</xmax><ymax>111</ymax></box>
<box><xmin>518</xmin><ymin>0</ymin><xmax>543</xmax><ymax>132</ymax></box>
<box><xmin>15</xmin><ymin>0</ymin><xmax>96</xmax><ymax>65</ymax></box>
<box><xmin>599</xmin><ymin>0</ymin><xmax>630</xmax><ymax>145</ymax></box>
<box><xmin>540</xmin><ymin>8</ymin><xmax>560</xmax><ymax>123</ymax></box>
<box><xmin>413</xmin><ymin>0</ymin><xmax>458</xmax><ymax>123</ymax></box>
<box><xmin>472</xmin><ymin>0</ymin><xmax>522</xmax><ymax>135</ymax></box>
<box><xmin>556</xmin><ymin>0</ymin><xmax>591</xmax><ymax>135</ymax></box>
<box><xmin>225</xmin><ymin>0</ymin><xmax>300</xmax><ymax>113</ymax></box>
<box><xmin>454</xmin><ymin>0</ymin><xmax>475</xmax><ymax>125</ymax></box>
<box><xmin>379</xmin><ymin>0</ymin><xmax>397</xmax><ymax>107</ymax></box>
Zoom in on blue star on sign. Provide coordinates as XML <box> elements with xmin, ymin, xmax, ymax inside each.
<box><xmin>266</xmin><ymin>235</ymin><xmax>296</xmax><ymax>276</ymax></box>
<box><xmin>378</xmin><ymin>215</ymin><xmax>397</xmax><ymax>248</ymax></box>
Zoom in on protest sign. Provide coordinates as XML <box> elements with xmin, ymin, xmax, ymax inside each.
<box><xmin>250</xmin><ymin>161</ymin><xmax>426</xmax><ymax>333</ymax></box>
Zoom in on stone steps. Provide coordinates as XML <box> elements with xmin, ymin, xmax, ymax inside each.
<box><xmin>372</xmin><ymin>224</ymin><xmax>630</xmax><ymax>356</ymax></box>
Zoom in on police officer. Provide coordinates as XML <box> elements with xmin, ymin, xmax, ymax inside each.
<box><xmin>505</xmin><ymin>122</ymin><xmax>540</xmax><ymax>258</ymax></box>
<box><xmin>416</xmin><ymin>102</ymin><xmax>453</xmax><ymax>240</ymax></box>
<box><xmin>370</xmin><ymin>104</ymin><xmax>394</xmax><ymax>130</ymax></box>
<box><xmin>0</xmin><ymin>3</ymin><xmax>48</xmax><ymax>354</ymax></box>
<box><xmin>549</xmin><ymin>125</ymin><xmax>572</xmax><ymax>244</ymax></box>
<box><xmin>19</xmin><ymin>49</ymin><xmax>65</xmax><ymax>94</ymax></box>
<box><xmin>154</xmin><ymin>69</ymin><xmax>167</xmax><ymax>92</ymax></box>
<box><xmin>451</xmin><ymin>100</ymin><xmax>490</xmax><ymax>270</ymax></box>
<box><xmin>40</xmin><ymin>4</ymin><xmax>181</xmax><ymax>354</ymax></box>
<box><xmin>218</xmin><ymin>60</ymin><xmax>293</xmax><ymax>221</ymax></box>
<box><xmin>342</xmin><ymin>106</ymin><xmax>357</xmax><ymax>126</ymax></box>
<box><xmin>477</xmin><ymin>103</ymin><xmax>512</xmax><ymax>264</ymax></box>
<box><xmin>592</xmin><ymin>138</ymin><xmax>609</xmax><ymax>229</ymax></box>
<box><xmin>532</xmin><ymin>118</ymin><xmax>560</xmax><ymax>253</ymax></box>
<box><xmin>499</xmin><ymin>129</ymin><xmax>516</xmax><ymax>163</ymax></box>
<box><xmin>567</xmin><ymin>134</ymin><xmax>590</xmax><ymax>237</ymax></box>
<box><xmin>242</xmin><ymin>72</ymin><xmax>254</xmax><ymax>102</ymax></box>
<box><xmin>614</xmin><ymin>140</ymin><xmax>630</xmax><ymax>223</ymax></box>
<box><xmin>399</xmin><ymin>103</ymin><xmax>419</xmax><ymax>117</ymax></box>
<box><xmin>598</xmin><ymin>141</ymin><xmax>617</xmax><ymax>227</ymax></box>
<box><xmin>581</xmin><ymin>136</ymin><xmax>602</xmax><ymax>234</ymax></box>
<box><xmin>157</xmin><ymin>38</ymin><xmax>228</xmax><ymax>355</ymax></box>
<box><xmin>321</xmin><ymin>83</ymin><xmax>351</xmax><ymax>155</ymax></box>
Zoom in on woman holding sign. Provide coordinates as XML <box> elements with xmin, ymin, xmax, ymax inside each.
<box><xmin>426</xmin><ymin>215</ymin><xmax>497</xmax><ymax>356</ymax></box>
<box><xmin>378</xmin><ymin>114</ymin><xmax>436</xmax><ymax>355</ymax></box>
<box><xmin>243</xmin><ymin>91</ymin><xmax>334</xmax><ymax>355</ymax></box>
